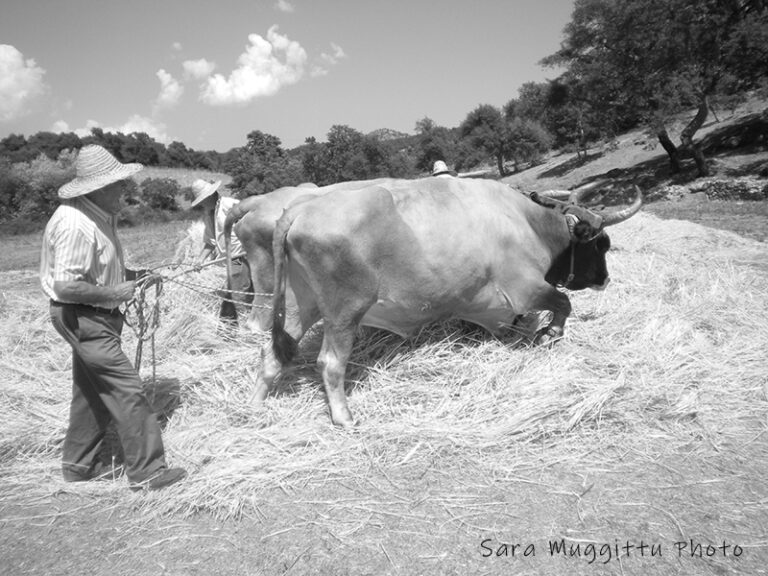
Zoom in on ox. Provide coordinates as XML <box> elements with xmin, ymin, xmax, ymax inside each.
<box><xmin>223</xmin><ymin>179</ymin><xmax>400</xmax><ymax>332</ymax></box>
<box><xmin>253</xmin><ymin>178</ymin><xmax>642</xmax><ymax>427</ymax></box>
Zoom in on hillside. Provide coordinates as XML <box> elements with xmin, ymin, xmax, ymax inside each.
<box><xmin>503</xmin><ymin>97</ymin><xmax>768</xmax><ymax>199</ymax></box>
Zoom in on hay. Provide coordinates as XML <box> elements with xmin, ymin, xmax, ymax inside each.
<box><xmin>1</xmin><ymin>212</ymin><xmax>766</xmax><ymax>519</ymax></box>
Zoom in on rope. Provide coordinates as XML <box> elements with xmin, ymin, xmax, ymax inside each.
<box><xmin>124</xmin><ymin>274</ymin><xmax>163</xmax><ymax>376</ymax></box>
<box><xmin>123</xmin><ymin>259</ymin><xmax>275</xmax><ymax>380</ymax></box>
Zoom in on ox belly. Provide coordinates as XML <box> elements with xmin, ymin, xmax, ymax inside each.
<box><xmin>360</xmin><ymin>293</ymin><xmax>520</xmax><ymax>338</ymax></box>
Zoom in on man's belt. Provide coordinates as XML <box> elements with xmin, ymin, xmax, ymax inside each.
<box><xmin>51</xmin><ymin>300</ymin><xmax>121</xmax><ymax>316</ymax></box>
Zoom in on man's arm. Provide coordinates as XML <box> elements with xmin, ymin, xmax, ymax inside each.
<box><xmin>196</xmin><ymin>244</ymin><xmax>215</xmax><ymax>265</ymax></box>
<box><xmin>53</xmin><ymin>280</ymin><xmax>136</xmax><ymax>304</ymax></box>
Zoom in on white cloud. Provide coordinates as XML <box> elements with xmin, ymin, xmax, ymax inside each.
<box><xmin>275</xmin><ymin>0</ymin><xmax>295</xmax><ymax>13</ymax></box>
<box><xmin>172</xmin><ymin>42</ymin><xmax>183</xmax><ymax>52</ymax></box>
<box><xmin>51</xmin><ymin>120</ymin><xmax>70</xmax><ymax>133</ymax></box>
<box><xmin>200</xmin><ymin>26</ymin><xmax>306</xmax><ymax>106</ymax></box>
<box><xmin>155</xmin><ymin>69</ymin><xmax>184</xmax><ymax>108</ymax></box>
<box><xmin>311</xmin><ymin>42</ymin><xmax>346</xmax><ymax>78</ymax></box>
<box><xmin>53</xmin><ymin>116</ymin><xmax>172</xmax><ymax>144</ymax></box>
<box><xmin>183</xmin><ymin>58</ymin><xmax>216</xmax><ymax>79</ymax></box>
<box><xmin>0</xmin><ymin>44</ymin><xmax>47</xmax><ymax>122</ymax></box>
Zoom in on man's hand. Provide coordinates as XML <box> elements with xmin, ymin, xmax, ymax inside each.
<box><xmin>126</xmin><ymin>268</ymin><xmax>151</xmax><ymax>281</ymax></box>
<box><xmin>112</xmin><ymin>281</ymin><xmax>137</xmax><ymax>302</ymax></box>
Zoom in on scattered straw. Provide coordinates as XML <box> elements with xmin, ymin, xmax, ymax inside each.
<box><xmin>1</xmin><ymin>212</ymin><xmax>766</xmax><ymax>520</ymax></box>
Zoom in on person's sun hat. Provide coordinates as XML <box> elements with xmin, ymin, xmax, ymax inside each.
<box><xmin>190</xmin><ymin>179</ymin><xmax>222</xmax><ymax>208</ymax></box>
<box><xmin>58</xmin><ymin>145</ymin><xmax>143</xmax><ymax>199</ymax></box>
<box><xmin>431</xmin><ymin>160</ymin><xmax>456</xmax><ymax>176</ymax></box>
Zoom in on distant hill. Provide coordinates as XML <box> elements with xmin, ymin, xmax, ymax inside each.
<box><xmin>367</xmin><ymin>128</ymin><xmax>411</xmax><ymax>141</ymax></box>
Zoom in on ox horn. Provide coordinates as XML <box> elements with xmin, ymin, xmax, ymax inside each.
<box><xmin>569</xmin><ymin>181</ymin><xmax>602</xmax><ymax>205</ymax></box>
<box><xmin>537</xmin><ymin>189</ymin><xmax>572</xmax><ymax>201</ymax></box>
<box><xmin>601</xmin><ymin>185</ymin><xmax>643</xmax><ymax>227</ymax></box>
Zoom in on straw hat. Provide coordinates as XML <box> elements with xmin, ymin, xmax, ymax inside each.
<box><xmin>58</xmin><ymin>145</ymin><xmax>143</xmax><ymax>199</ymax></box>
<box><xmin>190</xmin><ymin>179</ymin><xmax>222</xmax><ymax>208</ymax></box>
<box><xmin>431</xmin><ymin>160</ymin><xmax>456</xmax><ymax>176</ymax></box>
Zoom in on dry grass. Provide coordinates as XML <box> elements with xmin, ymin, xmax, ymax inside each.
<box><xmin>1</xmin><ymin>213</ymin><xmax>767</xmax><ymax>526</ymax></box>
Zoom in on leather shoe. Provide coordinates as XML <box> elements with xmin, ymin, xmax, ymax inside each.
<box><xmin>130</xmin><ymin>467</ymin><xmax>187</xmax><ymax>492</ymax></box>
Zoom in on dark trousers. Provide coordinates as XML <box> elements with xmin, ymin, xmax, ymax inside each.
<box><xmin>219</xmin><ymin>257</ymin><xmax>254</xmax><ymax>322</ymax></box>
<box><xmin>50</xmin><ymin>302</ymin><xmax>167</xmax><ymax>483</ymax></box>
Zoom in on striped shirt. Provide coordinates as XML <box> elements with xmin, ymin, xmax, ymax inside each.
<box><xmin>40</xmin><ymin>196</ymin><xmax>126</xmax><ymax>310</ymax></box>
<box><xmin>203</xmin><ymin>196</ymin><xmax>245</xmax><ymax>259</ymax></box>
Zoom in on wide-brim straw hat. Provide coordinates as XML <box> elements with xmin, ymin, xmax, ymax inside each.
<box><xmin>431</xmin><ymin>160</ymin><xmax>456</xmax><ymax>176</ymax></box>
<box><xmin>58</xmin><ymin>145</ymin><xmax>143</xmax><ymax>199</ymax></box>
<box><xmin>190</xmin><ymin>179</ymin><xmax>222</xmax><ymax>208</ymax></box>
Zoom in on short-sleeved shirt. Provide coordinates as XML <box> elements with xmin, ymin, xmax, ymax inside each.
<box><xmin>203</xmin><ymin>196</ymin><xmax>245</xmax><ymax>259</ymax></box>
<box><xmin>40</xmin><ymin>196</ymin><xmax>126</xmax><ymax>310</ymax></box>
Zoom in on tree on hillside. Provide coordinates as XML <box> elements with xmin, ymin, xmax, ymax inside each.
<box><xmin>504</xmin><ymin>118</ymin><xmax>554</xmax><ymax>172</ymax></box>
<box><xmin>120</xmin><ymin>132</ymin><xmax>161</xmax><ymax>165</ymax></box>
<box><xmin>460</xmin><ymin>104</ymin><xmax>508</xmax><ymax>175</ymax></box>
<box><xmin>323</xmin><ymin>125</ymin><xmax>367</xmax><ymax>183</ymax></box>
<box><xmin>166</xmin><ymin>141</ymin><xmax>194</xmax><ymax>168</ymax></box>
<box><xmin>226</xmin><ymin>130</ymin><xmax>288</xmax><ymax>196</ymax></box>
<box><xmin>415</xmin><ymin>116</ymin><xmax>458</xmax><ymax>174</ymax></box>
<box><xmin>543</xmin><ymin>0</ymin><xmax>768</xmax><ymax>176</ymax></box>
<box><xmin>300</xmin><ymin>137</ymin><xmax>323</xmax><ymax>184</ymax></box>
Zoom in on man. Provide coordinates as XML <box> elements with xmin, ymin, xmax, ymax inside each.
<box><xmin>40</xmin><ymin>144</ymin><xmax>186</xmax><ymax>491</ymax></box>
<box><xmin>431</xmin><ymin>160</ymin><xmax>457</xmax><ymax>178</ymax></box>
<box><xmin>190</xmin><ymin>179</ymin><xmax>253</xmax><ymax>323</ymax></box>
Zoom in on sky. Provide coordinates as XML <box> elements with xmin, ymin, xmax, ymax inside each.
<box><xmin>0</xmin><ymin>0</ymin><xmax>573</xmax><ymax>152</ymax></box>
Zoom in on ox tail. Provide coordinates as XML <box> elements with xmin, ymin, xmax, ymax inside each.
<box><xmin>271</xmin><ymin>209</ymin><xmax>299</xmax><ymax>364</ymax></box>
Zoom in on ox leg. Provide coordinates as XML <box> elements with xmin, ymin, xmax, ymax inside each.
<box><xmin>317</xmin><ymin>327</ymin><xmax>357</xmax><ymax>429</ymax></box>
<box><xmin>251</xmin><ymin>301</ymin><xmax>318</xmax><ymax>405</ymax></box>
<box><xmin>252</xmin><ymin>344</ymin><xmax>280</xmax><ymax>403</ymax></box>
<box><xmin>531</xmin><ymin>286</ymin><xmax>572</xmax><ymax>346</ymax></box>
<box><xmin>245</xmin><ymin>251</ymin><xmax>274</xmax><ymax>333</ymax></box>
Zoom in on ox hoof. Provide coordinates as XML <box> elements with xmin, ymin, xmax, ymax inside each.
<box><xmin>534</xmin><ymin>326</ymin><xmax>564</xmax><ymax>347</ymax></box>
<box><xmin>331</xmin><ymin>411</ymin><xmax>357</xmax><ymax>430</ymax></box>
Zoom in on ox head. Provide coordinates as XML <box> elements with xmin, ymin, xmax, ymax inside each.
<box><xmin>534</xmin><ymin>185</ymin><xmax>643</xmax><ymax>291</ymax></box>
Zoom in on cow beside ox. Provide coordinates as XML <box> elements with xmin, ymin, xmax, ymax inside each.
<box><xmin>225</xmin><ymin>176</ymin><xmax>642</xmax><ymax>428</ymax></box>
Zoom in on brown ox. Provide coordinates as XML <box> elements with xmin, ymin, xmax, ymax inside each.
<box><xmin>252</xmin><ymin>177</ymin><xmax>642</xmax><ymax>427</ymax></box>
<box><xmin>223</xmin><ymin>179</ymin><xmax>399</xmax><ymax>331</ymax></box>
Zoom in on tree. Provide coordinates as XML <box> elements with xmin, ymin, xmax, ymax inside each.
<box><xmin>324</xmin><ymin>125</ymin><xmax>367</xmax><ymax>182</ymax></box>
<box><xmin>504</xmin><ymin>118</ymin><xmax>554</xmax><ymax>172</ymax></box>
<box><xmin>300</xmin><ymin>137</ymin><xmax>323</xmax><ymax>184</ymax></box>
<box><xmin>166</xmin><ymin>141</ymin><xmax>194</xmax><ymax>168</ymax></box>
<box><xmin>226</xmin><ymin>130</ymin><xmax>287</xmax><ymax>196</ymax></box>
<box><xmin>139</xmin><ymin>178</ymin><xmax>179</xmax><ymax>211</ymax></box>
<box><xmin>121</xmin><ymin>132</ymin><xmax>161</xmax><ymax>165</ymax></box>
<box><xmin>0</xmin><ymin>134</ymin><xmax>30</xmax><ymax>163</ymax></box>
<box><xmin>543</xmin><ymin>0</ymin><xmax>768</xmax><ymax>176</ymax></box>
<box><xmin>460</xmin><ymin>105</ymin><xmax>508</xmax><ymax>175</ymax></box>
<box><xmin>415</xmin><ymin>117</ymin><xmax>459</xmax><ymax>174</ymax></box>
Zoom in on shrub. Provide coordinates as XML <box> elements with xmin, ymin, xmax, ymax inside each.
<box><xmin>8</xmin><ymin>152</ymin><xmax>75</xmax><ymax>222</ymax></box>
<box><xmin>139</xmin><ymin>178</ymin><xmax>180</xmax><ymax>211</ymax></box>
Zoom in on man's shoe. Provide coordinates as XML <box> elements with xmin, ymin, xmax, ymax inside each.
<box><xmin>130</xmin><ymin>467</ymin><xmax>187</xmax><ymax>492</ymax></box>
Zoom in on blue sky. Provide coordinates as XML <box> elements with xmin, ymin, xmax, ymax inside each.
<box><xmin>0</xmin><ymin>0</ymin><xmax>573</xmax><ymax>152</ymax></box>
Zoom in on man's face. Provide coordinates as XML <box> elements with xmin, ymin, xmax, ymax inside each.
<box><xmin>90</xmin><ymin>180</ymin><xmax>127</xmax><ymax>214</ymax></box>
<box><xmin>201</xmin><ymin>193</ymin><xmax>218</xmax><ymax>211</ymax></box>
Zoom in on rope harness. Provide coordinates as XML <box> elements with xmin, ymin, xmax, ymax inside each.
<box><xmin>123</xmin><ymin>258</ymin><xmax>272</xmax><ymax>383</ymax></box>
